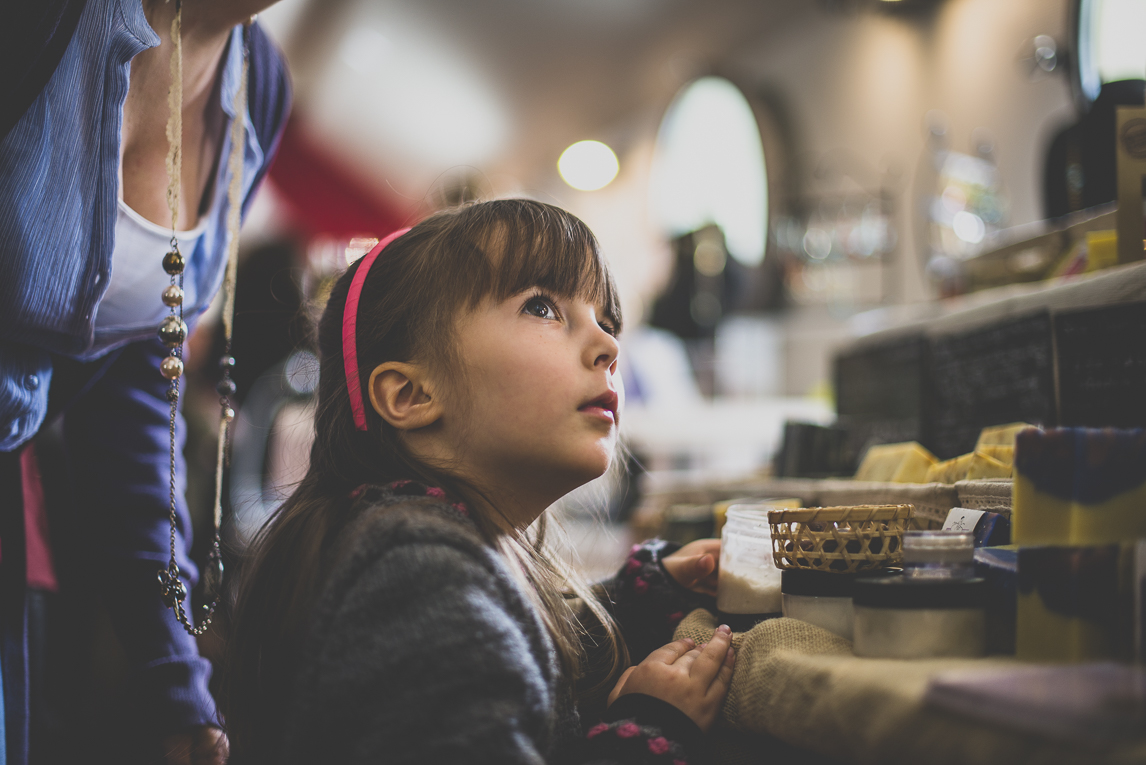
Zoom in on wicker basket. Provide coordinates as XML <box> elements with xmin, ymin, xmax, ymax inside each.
<box><xmin>769</xmin><ymin>504</ymin><xmax>913</xmax><ymax>573</ymax></box>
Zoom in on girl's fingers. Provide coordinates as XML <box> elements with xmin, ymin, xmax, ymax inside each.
<box><xmin>711</xmin><ymin>645</ymin><xmax>735</xmax><ymax>693</ymax></box>
<box><xmin>675</xmin><ymin>646</ymin><xmax>704</xmax><ymax>671</ymax></box>
<box><xmin>607</xmin><ymin>665</ymin><xmax>637</xmax><ymax>707</ymax></box>
<box><xmin>690</xmin><ymin>625</ymin><xmax>732</xmax><ymax>682</ymax></box>
<box><xmin>701</xmin><ymin>650</ymin><xmax>738</xmax><ymax>700</ymax></box>
<box><xmin>665</xmin><ymin>554</ymin><xmax>704</xmax><ymax>588</ymax></box>
<box><xmin>646</xmin><ymin>637</ymin><xmax>695</xmax><ymax>665</ymax></box>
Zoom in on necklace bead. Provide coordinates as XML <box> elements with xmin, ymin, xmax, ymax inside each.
<box><xmin>158</xmin><ymin>316</ymin><xmax>188</xmax><ymax>347</ymax></box>
<box><xmin>162</xmin><ymin>285</ymin><xmax>184</xmax><ymax>307</ymax></box>
<box><xmin>160</xmin><ymin>356</ymin><xmax>184</xmax><ymax>380</ymax></box>
<box><xmin>163</xmin><ymin>249</ymin><xmax>185</xmax><ymax>275</ymax></box>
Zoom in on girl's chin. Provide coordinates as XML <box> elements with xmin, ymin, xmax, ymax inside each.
<box><xmin>567</xmin><ymin>450</ymin><xmax>615</xmax><ymax>485</ymax></box>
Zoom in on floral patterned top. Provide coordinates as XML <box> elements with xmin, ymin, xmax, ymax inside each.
<box><xmin>300</xmin><ymin>480</ymin><xmax>710</xmax><ymax>760</ymax></box>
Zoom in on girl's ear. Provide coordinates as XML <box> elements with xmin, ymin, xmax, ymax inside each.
<box><xmin>367</xmin><ymin>362</ymin><xmax>443</xmax><ymax>430</ymax></box>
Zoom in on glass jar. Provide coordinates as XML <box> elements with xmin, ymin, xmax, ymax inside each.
<box><xmin>717</xmin><ymin>507</ymin><xmax>783</xmax><ymax>630</ymax></box>
<box><xmin>903</xmin><ymin>530</ymin><xmax>975</xmax><ymax>578</ymax></box>
<box><xmin>781</xmin><ymin>570</ymin><xmax>856</xmax><ymax>640</ymax></box>
<box><xmin>852</xmin><ymin>575</ymin><xmax>987</xmax><ymax>658</ymax></box>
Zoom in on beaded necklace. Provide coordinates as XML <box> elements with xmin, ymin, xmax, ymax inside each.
<box><xmin>155</xmin><ymin>0</ymin><xmax>248</xmax><ymax>636</ymax></box>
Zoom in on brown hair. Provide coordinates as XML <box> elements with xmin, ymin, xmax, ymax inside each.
<box><xmin>219</xmin><ymin>199</ymin><xmax>627</xmax><ymax>760</ymax></box>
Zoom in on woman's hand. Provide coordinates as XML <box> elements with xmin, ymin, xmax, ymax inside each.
<box><xmin>606</xmin><ymin>626</ymin><xmax>735</xmax><ymax>732</ymax></box>
<box><xmin>662</xmin><ymin>538</ymin><xmax>721</xmax><ymax>596</ymax></box>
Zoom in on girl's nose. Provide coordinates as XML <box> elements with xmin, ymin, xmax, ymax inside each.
<box><xmin>588</xmin><ymin>324</ymin><xmax>620</xmax><ymax>371</ymax></box>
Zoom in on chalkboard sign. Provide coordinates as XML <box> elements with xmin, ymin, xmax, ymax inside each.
<box><xmin>835</xmin><ymin>335</ymin><xmax>928</xmax><ymax>457</ymax></box>
<box><xmin>927</xmin><ymin>311</ymin><xmax>1055</xmax><ymax>459</ymax></box>
<box><xmin>1056</xmin><ymin>300</ymin><xmax>1146</xmax><ymax>428</ymax></box>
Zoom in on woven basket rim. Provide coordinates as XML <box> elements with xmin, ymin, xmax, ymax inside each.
<box><xmin>767</xmin><ymin>504</ymin><xmax>914</xmax><ymax>523</ymax></box>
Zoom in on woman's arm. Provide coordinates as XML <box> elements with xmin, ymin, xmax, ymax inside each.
<box><xmin>60</xmin><ymin>338</ymin><xmax>217</xmax><ymax>742</ymax></box>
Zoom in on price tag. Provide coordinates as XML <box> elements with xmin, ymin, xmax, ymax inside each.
<box><xmin>943</xmin><ymin>507</ymin><xmax>986</xmax><ymax>533</ymax></box>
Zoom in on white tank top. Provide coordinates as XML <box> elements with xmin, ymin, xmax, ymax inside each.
<box><xmin>95</xmin><ymin>199</ymin><xmax>207</xmax><ymax>331</ymax></box>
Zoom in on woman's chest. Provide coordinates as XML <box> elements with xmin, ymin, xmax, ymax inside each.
<box><xmin>118</xmin><ymin>31</ymin><xmax>228</xmax><ymax>230</ymax></box>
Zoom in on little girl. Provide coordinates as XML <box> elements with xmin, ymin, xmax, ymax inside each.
<box><xmin>221</xmin><ymin>199</ymin><xmax>734</xmax><ymax>764</ymax></box>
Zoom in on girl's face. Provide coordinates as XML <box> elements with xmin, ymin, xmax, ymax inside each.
<box><xmin>444</xmin><ymin>286</ymin><xmax>621</xmax><ymax>524</ymax></box>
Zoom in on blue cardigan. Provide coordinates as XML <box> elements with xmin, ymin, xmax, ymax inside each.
<box><xmin>0</xmin><ymin>0</ymin><xmax>291</xmax><ymax>739</ymax></box>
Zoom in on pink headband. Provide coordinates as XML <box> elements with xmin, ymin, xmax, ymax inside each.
<box><xmin>342</xmin><ymin>227</ymin><xmax>411</xmax><ymax>430</ymax></box>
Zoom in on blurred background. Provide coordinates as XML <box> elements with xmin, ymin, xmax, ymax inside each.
<box><xmin>176</xmin><ymin>0</ymin><xmax>1146</xmax><ymax>578</ymax></box>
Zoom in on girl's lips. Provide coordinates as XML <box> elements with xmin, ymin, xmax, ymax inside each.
<box><xmin>579</xmin><ymin>389</ymin><xmax>619</xmax><ymax>423</ymax></box>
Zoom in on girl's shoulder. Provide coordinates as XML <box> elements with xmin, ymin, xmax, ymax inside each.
<box><xmin>322</xmin><ymin>481</ymin><xmax>495</xmax><ymax>593</ymax></box>
<box><xmin>335</xmin><ymin>481</ymin><xmax>479</xmax><ymax>551</ymax></box>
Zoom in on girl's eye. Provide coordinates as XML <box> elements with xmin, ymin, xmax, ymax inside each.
<box><xmin>598</xmin><ymin>320</ymin><xmax>617</xmax><ymax>337</ymax></box>
<box><xmin>523</xmin><ymin>296</ymin><xmax>556</xmax><ymax>320</ymax></box>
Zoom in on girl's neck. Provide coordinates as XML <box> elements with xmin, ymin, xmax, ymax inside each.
<box><xmin>458</xmin><ymin>481</ymin><xmax>541</xmax><ymax>536</ymax></box>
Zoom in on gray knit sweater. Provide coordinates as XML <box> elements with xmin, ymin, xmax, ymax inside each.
<box><xmin>276</xmin><ymin>482</ymin><xmax>708</xmax><ymax>765</ymax></box>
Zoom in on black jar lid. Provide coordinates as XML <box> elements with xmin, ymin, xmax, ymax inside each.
<box><xmin>782</xmin><ymin>568</ymin><xmax>898</xmax><ymax>597</ymax></box>
<box><xmin>781</xmin><ymin>569</ymin><xmax>857</xmax><ymax>597</ymax></box>
<box><xmin>852</xmin><ymin>576</ymin><xmax>986</xmax><ymax>610</ymax></box>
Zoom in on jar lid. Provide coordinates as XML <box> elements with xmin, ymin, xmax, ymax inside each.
<box><xmin>782</xmin><ymin>568</ymin><xmax>899</xmax><ymax>597</ymax></box>
<box><xmin>782</xmin><ymin>569</ymin><xmax>856</xmax><ymax>597</ymax></box>
<box><xmin>852</xmin><ymin>576</ymin><xmax>986</xmax><ymax>610</ymax></box>
<box><xmin>903</xmin><ymin>530</ymin><xmax>975</xmax><ymax>564</ymax></box>
<box><xmin>723</xmin><ymin>507</ymin><xmax>774</xmax><ymax>536</ymax></box>
<box><xmin>904</xmin><ymin>530</ymin><xmax>974</xmax><ymax>552</ymax></box>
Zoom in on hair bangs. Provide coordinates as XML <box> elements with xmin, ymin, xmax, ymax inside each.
<box><xmin>451</xmin><ymin>200</ymin><xmax>623</xmax><ymax>334</ymax></box>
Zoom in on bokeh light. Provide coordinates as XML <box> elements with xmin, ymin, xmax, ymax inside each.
<box><xmin>558</xmin><ymin>140</ymin><xmax>620</xmax><ymax>191</ymax></box>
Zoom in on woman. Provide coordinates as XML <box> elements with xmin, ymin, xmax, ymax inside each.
<box><xmin>0</xmin><ymin>1</ymin><xmax>290</xmax><ymax>762</ymax></box>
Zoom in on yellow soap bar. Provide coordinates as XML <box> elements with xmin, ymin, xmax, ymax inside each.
<box><xmin>925</xmin><ymin>453</ymin><xmax>974</xmax><ymax>484</ymax></box>
<box><xmin>1013</xmin><ymin>427</ymin><xmax>1146</xmax><ymax>546</ymax></box>
<box><xmin>976</xmin><ymin>423</ymin><xmax>1035</xmax><ymax>450</ymax></box>
<box><xmin>976</xmin><ymin>444</ymin><xmax>1014</xmax><ymax>468</ymax></box>
<box><xmin>1013</xmin><ymin>470</ymin><xmax>1074</xmax><ymax>545</ymax></box>
<box><xmin>855</xmin><ymin>442</ymin><xmax>937</xmax><ymax>483</ymax></box>
<box><xmin>1084</xmin><ymin>230</ymin><xmax>1118</xmax><ymax>273</ymax></box>
<box><xmin>966</xmin><ymin>451</ymin><xmax>1012</xmax><ymax>480</ymax></box>
<box><xmin>1071</xmin><ymin>481</ymin><xmax>1146</xmax><ymax>545</ymax></box>
<box><xmin>1016</xmin><ymin>590</ymin><xmax>1115</xmax><ymax>662</ymax></box>
<box><xmin>1016</xmin><ymin>544</ymin><xmax>1129</xmax><ymax>663</ymax></box>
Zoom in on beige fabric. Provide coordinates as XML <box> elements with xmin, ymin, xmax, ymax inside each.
<box><xmin>955</xmin><ymin>479</ymin><xmax>1013</xmax><ymax>515</ymax></box>
<box><xmin>674</xmin><ymin>609</ymin><xmax>1146</xmax><ymax>764</ymax></box>
<box><xmin>814</xmin><ymin>482</ymin><xmax>958</xmax><ymax>528</ymax></box>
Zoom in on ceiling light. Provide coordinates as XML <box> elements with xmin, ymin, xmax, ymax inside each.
<box><xmin>558</xmin><ymin>141</ymin><xmax>620</xmax><ymax>191</ymax></box>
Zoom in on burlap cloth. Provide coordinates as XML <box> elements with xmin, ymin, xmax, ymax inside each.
<box><xmin>674</xmin><ymin>609</ymin><xmax>1146</xmax><ymax>765</ymax></box>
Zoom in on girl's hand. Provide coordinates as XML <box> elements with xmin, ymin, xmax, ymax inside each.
<box><xmin>160</xmin><ymin>726</ymin><xmax>228</xmax><ymax>765</ymax></box>
<box><xmin>662</xmin><ymin>538</ymin><xmax>721</xmax><ymax>596</ymax></box>
<box><xmin>606</xmin><ymin>627</ymin><xmax>736</xmax><ymax>732</ymax></box>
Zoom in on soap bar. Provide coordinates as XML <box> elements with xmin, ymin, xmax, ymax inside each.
<box><xmin>926</xmin><ymin>453</ymin><xmax>975</xmax><ymax>484</ymax></box>
<box><xmin>855</xmin><ymin>442</ymin><xmax>937</xmax><ymax>483</ymax></box>
<box><xmin>976</xmin><ymin>444</ymin><xmax>1014</xmax><ymax>468</ymax></box>
<box><xmin>977</xmin><ymin>422</ymin><xmax>1035</xmax><ymax>449</ymax></box>
<box><xmin>925</xmin><ymin>449</ymin><xmax>1012</xmax><ymax>484</ymax></box>
<box><xmin>1016</xmin><ymin>544</ymin><xmax>1130</xmax><ymax>662</ymax></box>
<box><xmin>966</xmin><ymin>451</ymin><xmax>1012</xmax><ymax>480</ymax></box>
<box><xmin>1013</xmin><ymin>427</ymin><xmax>1146</xmax><ymax>545</ymax></box>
